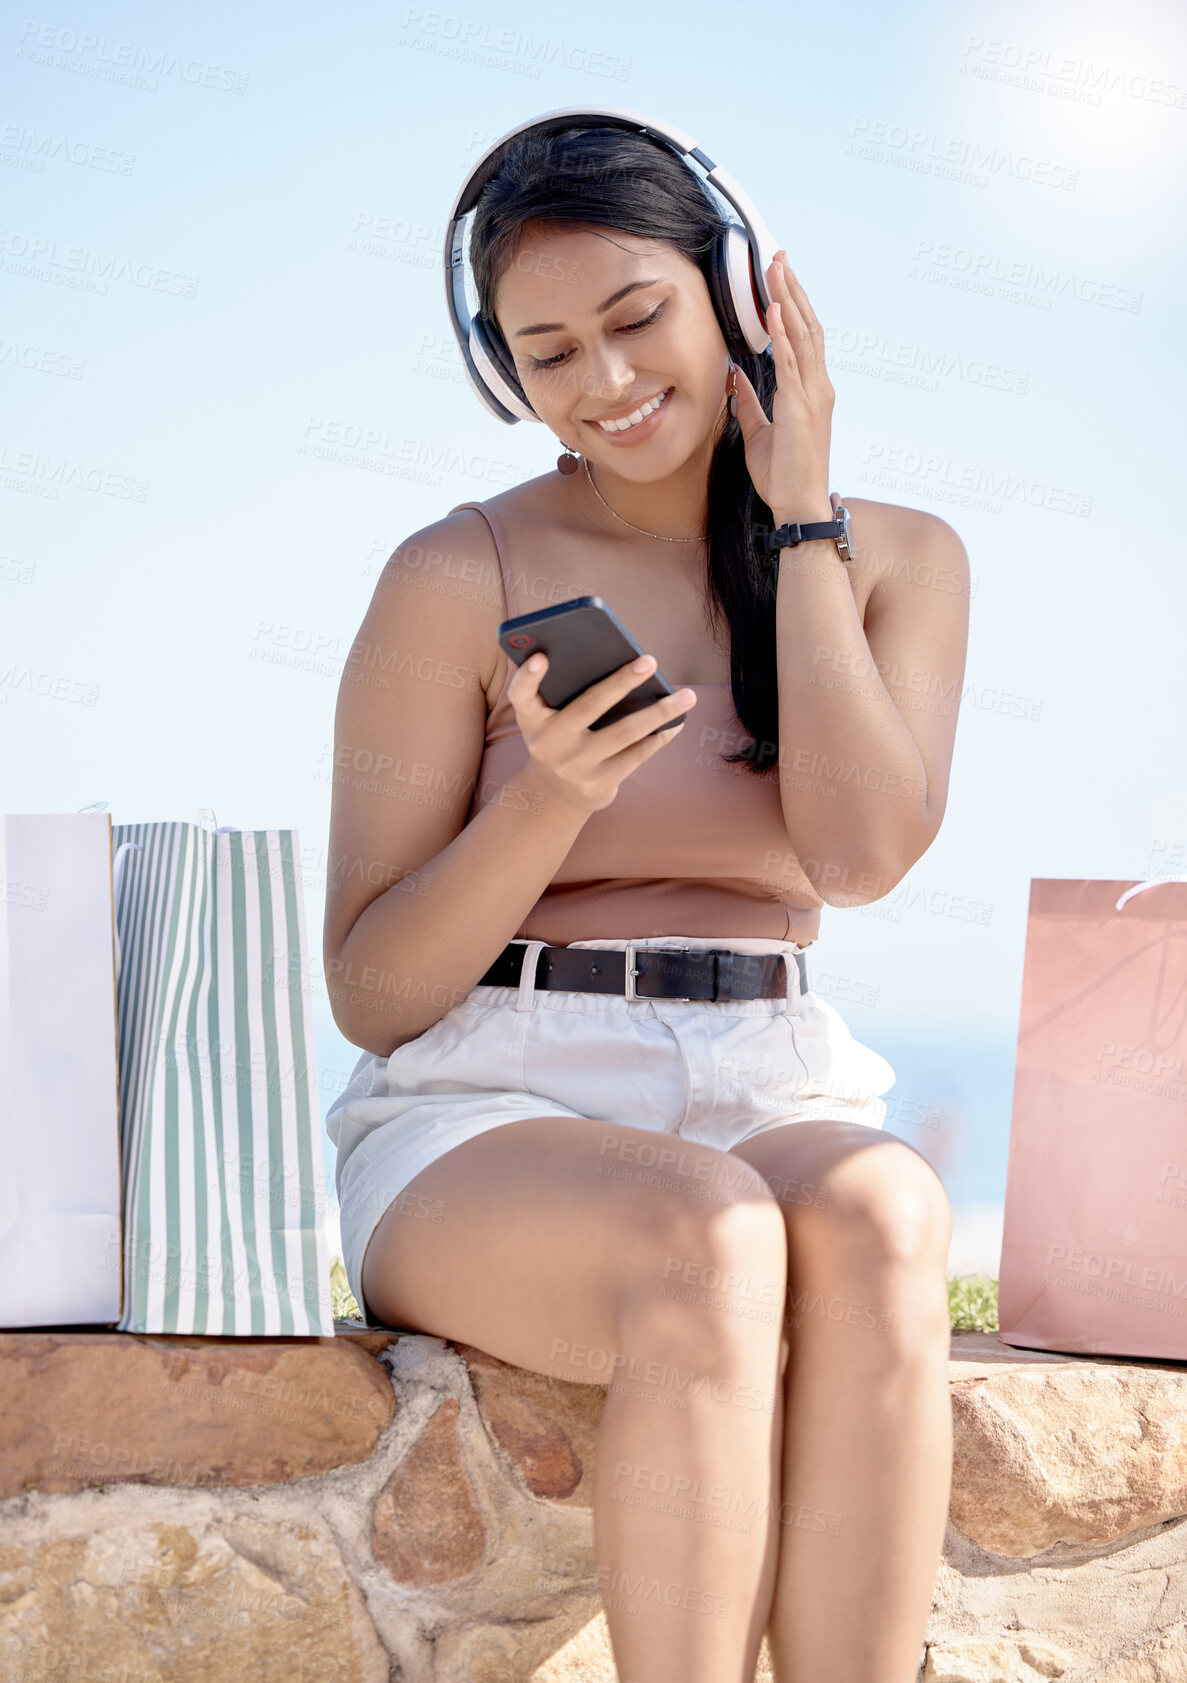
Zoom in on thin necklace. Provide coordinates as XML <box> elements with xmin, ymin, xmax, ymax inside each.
<box><xmin>582</xmin><ymin>456</ymin><xmax>704</xmax><ymax>543</ymax></box>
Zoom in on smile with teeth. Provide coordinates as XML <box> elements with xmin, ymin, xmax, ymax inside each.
<box><xmin>591</xmin><ymin>387</ymin><xmax>673</xmax><ymax>433</ymax></box>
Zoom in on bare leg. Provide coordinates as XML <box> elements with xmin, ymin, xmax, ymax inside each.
<box><xmin>731</xmin><ymin>1121</ymin><xmax>953</xmax><ymax>1683</ymax></box>
<box><xmin>361</xmin><ymin>1115</ymin><xmax>790</xmax><ymax>1683</ymax></box>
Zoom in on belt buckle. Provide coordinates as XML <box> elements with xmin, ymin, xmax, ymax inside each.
<box><xmin>623</xmin><ymin>944</ymin><xmax>695</xmax><ymax>1003</ymax></box>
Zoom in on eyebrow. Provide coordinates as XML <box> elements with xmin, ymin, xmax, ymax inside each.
<box><xmin>511</xmin><ymin>278</ymin><xmax>665</xmax><ymax>339</ymax></box>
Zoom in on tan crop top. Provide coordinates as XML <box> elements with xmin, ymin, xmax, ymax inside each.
<box><xmin>449</xmin><ymin>492</ymin><xmax>822</xmax><ymax>947</ymax></box>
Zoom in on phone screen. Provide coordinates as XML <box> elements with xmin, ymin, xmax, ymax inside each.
<box><xmin>497</xmin><ymin>596</ymin><xmax>688</xmax><ymax>734</ymax></box>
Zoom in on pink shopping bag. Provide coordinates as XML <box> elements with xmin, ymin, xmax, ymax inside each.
<box><xmin>998</xmin><ymin>877</ymin><xmax>1187</xmax><ymax>1360</ymax></box>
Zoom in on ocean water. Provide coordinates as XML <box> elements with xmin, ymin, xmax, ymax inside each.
<box><xmin>871</xmin><ymin>1024</ymin><xmax>1018</xmax><ymax>1277</ymax></box>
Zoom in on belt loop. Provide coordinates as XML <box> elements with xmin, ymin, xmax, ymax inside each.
<box><xmin>781</xmin><ymin>947</ymin><xmax>809</xmax><ymax>1014</ymax></box>
<box><xmin>516</xmin><ymin>941</ymin><xmax>547</xmax><ymax>1011</ymax></box>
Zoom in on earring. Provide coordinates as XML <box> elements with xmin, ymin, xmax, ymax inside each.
<box><xmin>556</xmin><ymin>443</ymin><xmax>580</xmax><ymax>476</ymax></box>
<box><xmin>727</xmin><ymin>363</ymin><xmax>738</xmax><ymax>420</ymax></box>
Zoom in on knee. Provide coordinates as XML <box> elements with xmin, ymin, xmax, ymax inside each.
<box><xmin>627</xmin><ymin>1155</ymin><xmax>788</xmax><ymax>1339</ymax></box>
<box><xmin>810</xmin><ymin>1140</ymin><xmax>952</xmax><ymax>1273</ymax></box>
<box><xmin>670</xmin><ymin>1155</ymin><xmax>788</xmax><ymax>1278</ymax></box>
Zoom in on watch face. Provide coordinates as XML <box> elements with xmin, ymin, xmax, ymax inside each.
<box><xmin>837</xmin><ymin>505</ymin><xmax>853</xmax><ymax>559</ymax></box>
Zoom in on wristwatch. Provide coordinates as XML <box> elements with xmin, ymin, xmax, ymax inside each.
<box><xmin>763</xmin><ymin>493</ymin><xmax>853</xmax><ymax>562</ymax></box>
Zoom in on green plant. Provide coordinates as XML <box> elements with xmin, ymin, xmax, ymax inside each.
<box><xmin>330</xmin><ymin>1255</ymin><xmax>363</xmax><ymax>1324</ymax></box>
<box><xmin>947</xmin><ymin>1273</ymin><xmax>999</xmax><ymax>1332</ymax></box>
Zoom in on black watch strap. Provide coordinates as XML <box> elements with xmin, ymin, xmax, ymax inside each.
<box><xmin>763</xmin><ymin>518</ymin><xmax>844</xmax><ymax>556</ymax></box>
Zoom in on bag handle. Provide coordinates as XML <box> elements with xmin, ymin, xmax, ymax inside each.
<box><xmin>1115</xmin><ymin>875</ymin><xmax>1187</xmax><ymax>912</ymax></box>
<box><xmin>103</xmin><ymin>810</ymin><xmax>243</xmax><ymax>981</ymax></box>
<box><xmin>111</xmin><ymin>841</ymin><xmax>141</xmax><ymax>983</ymax></box>
<box><xmin>197</xmin><ymin>806</ymin><xmax>240</xmax><ymax>834</ymax></box>
<box><xmin>111</xmin><ymin>817</ymin><xmax>244</xmax><ymax>979</ymax></box>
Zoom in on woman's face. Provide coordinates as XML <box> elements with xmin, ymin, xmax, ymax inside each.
<box><xmin>492</xmin><ymin>225</ymin><xmax>731</xmax><ymax>482</ymax></box>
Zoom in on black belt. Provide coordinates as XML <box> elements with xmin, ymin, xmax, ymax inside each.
<box><xmin>477</xmin><ymin>941</ymin><xmax>809</xmax><ymax>1003</ymax></box>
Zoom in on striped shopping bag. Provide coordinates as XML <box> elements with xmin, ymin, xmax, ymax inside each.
<box><xmin>111</xmin><ymin>821</ymin><xmax>333</xmax><ymax>1335</ymax></box>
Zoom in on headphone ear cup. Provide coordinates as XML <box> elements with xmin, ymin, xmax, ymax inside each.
<box><xmin>471</xmin><ymin>313</ymin><xmax>539</xmax><ymax>423</ymax></box>
<box><xmin>709</xmin><ymin>223</ymin><xmax>771</xmax><ymax>359</ymax></box>
<box><xmin>704</xmin><ymin>227</ymin><xmax>746</xmax><ymax>362</ymax></box>
<box><xmin>474</xmin><ymin>312</ymin><xmax>518</xmax><ymax>389</ymax></box>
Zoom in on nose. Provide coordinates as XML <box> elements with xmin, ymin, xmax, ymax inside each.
<box><xmin>576</xmin><ymin>345</ymin><xmax>639</xmax><ymax>408</ymax></box>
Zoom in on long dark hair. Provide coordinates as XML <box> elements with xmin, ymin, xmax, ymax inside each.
<box><xmin>468</xmin><ymin>123</ymin><xmax>781</xmax><ymax>778</ymax></box>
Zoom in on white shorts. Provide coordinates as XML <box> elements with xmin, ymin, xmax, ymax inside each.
<box><xmin>326</xmin><ymin>935</ymin><xmax>896</xmax><ymax>1327</ymax></box>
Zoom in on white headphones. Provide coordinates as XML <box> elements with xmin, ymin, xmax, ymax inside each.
<box><xmin>444</xmin><ymin>105</ymin><xmax>780</xmax><ymax>426</ymax></box>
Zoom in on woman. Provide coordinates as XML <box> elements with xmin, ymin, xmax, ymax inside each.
<box><xmin>324</xmin><ymin>119</ymin><xmax>969</xmax><ymax>1683</ymax></box>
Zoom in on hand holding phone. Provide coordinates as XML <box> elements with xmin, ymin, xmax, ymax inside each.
<box><xmin>497</xmin><ymin>597</ymin><xmax>699</xmax><ymax>815</ymax></box>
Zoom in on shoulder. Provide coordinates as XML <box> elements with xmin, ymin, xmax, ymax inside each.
<box><xmin>474</xmin><ymin>470</ymin><xmax>569</xmax><ymax>534</ymax></box>
<box><xmin>451</xmin><ymin>469</ymin><xmax>560</xmax><ymax>519</ymax></box>
<box><xmin>366</xmin><ymin>506</ymin><xmax>503</xmax><ymax>692</ymax></box>
<box><xmin>840</xmin><ymin>495</ymin><xmax>970</xmax><ymax>608</ymax></box>
<box><xmin>371</xmin><ymin>472</ymin><xmax>559</xmax><ymax>687</ymax></box>
<box><xmin>381</xmin><ymin>470</ymin><xmax>554</xmax><ymax>559</ymax></box>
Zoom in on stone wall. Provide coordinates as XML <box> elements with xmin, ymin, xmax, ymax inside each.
<box><xmin>1</xmin><ymin>1327</ymin><xmax>1185</xmax><ymax>1681</ymax></box>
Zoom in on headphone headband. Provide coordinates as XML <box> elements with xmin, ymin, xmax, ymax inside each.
<box><xmin>443</xmin><ymin>105</ymin><xmax>779</xmax><ymax>425</ymax></box>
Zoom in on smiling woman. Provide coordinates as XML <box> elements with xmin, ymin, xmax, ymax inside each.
<box><xmin>494</xmin><ymin>229</ymin><xmax>732</xmax><ymax>532</ymax></box>
<box><xmin>323</xmin><ymin>109</ymin><xmax>968</xmax><ymax>1683</ymax></box>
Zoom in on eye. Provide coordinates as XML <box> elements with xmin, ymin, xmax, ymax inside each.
<box><xmin>527</xmin><ymin>302</ymin><xmax>666</xmax><ymax>372</ymax></box>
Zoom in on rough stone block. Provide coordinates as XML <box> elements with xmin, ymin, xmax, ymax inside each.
<box><xmin>0</xmin><ymin>1512</ymin><xmax>389</xmax><ymax>1681</ymax></box>
<box><xmin>372</xmin><ymin>1396</ymin><xmax>486</xmax><ymax>1586</ymax></box>
<box><xmin>457</xmin><ymin>1341</ymin><xmax>605</xmax><ymax>1504</ymax></box>
<box><xmin>949</xmin><ymin>1336</ymin><xmax>1187</xmax><ymax>1556</ymax></box>
<box><xmin>0</xmin><ymin>1331</ymin><xmax>395</xmax><ymax>1497</ymax></box>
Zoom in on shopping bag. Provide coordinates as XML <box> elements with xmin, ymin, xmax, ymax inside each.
<box><xmin>0</xmin><ymin>812</ymin><xmax>122</xmax><ymax>1327</ymax></box>
<box><xmin>112</xmin><ymin>820</ymin><xmax>334</xmax><ymax>1336</ymax></box>
<box><xmin>998</xmin><ymin>876</ymin><xmax>1187</xmax><ymax>1360</ymax></box>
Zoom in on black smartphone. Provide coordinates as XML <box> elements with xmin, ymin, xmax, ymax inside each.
<box><xmin>497</xmin><ymin>597</ymin><xmax>688</xmax><ymax>735</ymax></box>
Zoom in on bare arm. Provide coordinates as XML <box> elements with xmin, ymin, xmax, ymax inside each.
<box><xmin>772</xmin><ymin>499</ymin><xmax>970</xmax><ymax>908</ymax></box>
<box><xmin>322</xmin><ymin>509</ymin><xmax>587</xmax><ymax>1057</ymax></box>
<box><xmin>322</xmin><ymin>507</ymin><xmax>692</xmax><ymax>1059</ymax></box>
<box><xmin>329</xmin><ymin>770</ymin><xmax>588</xmax><ymax>1059</ymax></box>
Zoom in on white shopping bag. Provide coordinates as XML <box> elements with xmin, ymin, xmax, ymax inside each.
<box><xmin>0</xmin><ymin>812</ymin><xmax>123</xmax><ymax>1327</ymax></box>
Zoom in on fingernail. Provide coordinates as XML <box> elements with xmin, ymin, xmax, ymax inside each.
<box><xmin>529</xmin><ymin>654</ymin><xmax>543</xmax><ymax>670</ymax></box>
<box><xmin>632</xmin><ymin>655</ymin><xmax>654</xmax><ymax>673</ymax></box>
<box><xmin>676</xmin><ymin>689</ymin><xmax>696</xmax><ymax>705</ymax></box>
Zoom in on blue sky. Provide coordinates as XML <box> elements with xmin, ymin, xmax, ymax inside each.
<box><xmin>4</xmin><ymin>0</ymin><xmax>1185</xmax><ymax>1277</ymax></box>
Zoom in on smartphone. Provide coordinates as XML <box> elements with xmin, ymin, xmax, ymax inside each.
<box><xmin>497</xmin><ymin>597</ymin><xmax>689</xmax><ymax>735</ymax></box>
